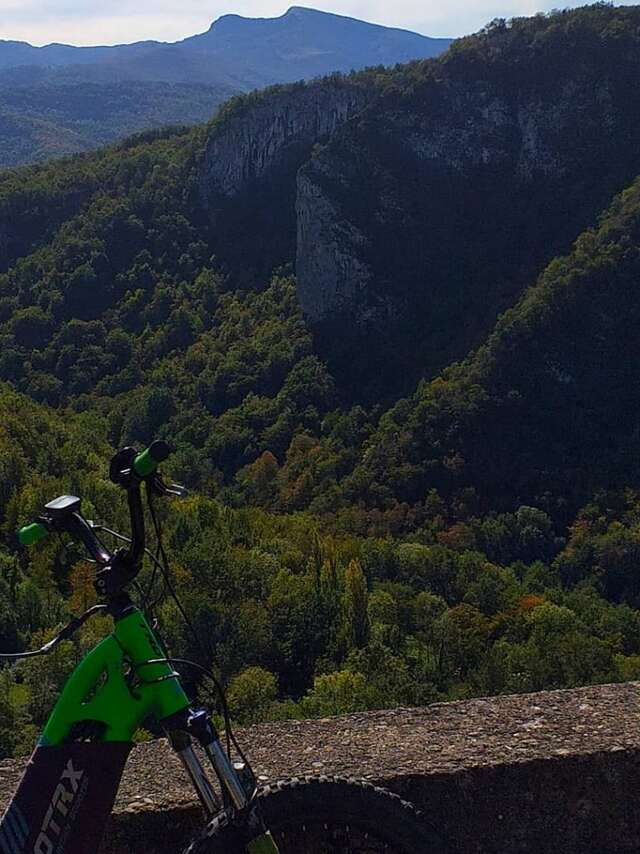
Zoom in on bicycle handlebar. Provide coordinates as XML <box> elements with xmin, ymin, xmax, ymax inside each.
<box><xmin>18</xmin><ymin>495</ymin><xmax>113</xmax><ymax>565</ymax></box>
<box><xmin>17</xmin><ymin>440</ymin><xmax>178</xmax><ymax>600</ymax></box>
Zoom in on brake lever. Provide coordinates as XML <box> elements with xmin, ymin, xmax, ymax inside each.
<box><xmin>149</xmin><ymin>474</ymin><xmax>188</xmax><ymax>498</ymax></box>
<box><xmin>164</xmin><ymin>482</ymin><xmax>188</xmax><ymax>498</ymax></box>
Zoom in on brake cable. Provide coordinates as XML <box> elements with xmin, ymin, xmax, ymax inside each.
<box><xmin>144</xmin><ymin>491</ymin><xmax>255</xmax><ymax>770</ymax></box>
<box><xmin>146</xmin><ymin>491</ymin><xmax>211</xmax><ymax>659</ymax></box>
<box><xmin>0</xmin><ymin>604</ymin><xmax>107</xmax><ymax>660</ymax></box>
<box><xmin>92</xmin><ymin>524</ymin><xmax>168</xmax><ymax>617</ymax></box>
<box><xmin>135</xmin><ymin>656</ymin><xmax>256</xmax><ymax>785</ymax></box>
<box><xmin>98</xmin><ymin>503</ymin><xmax>246</xmax><ymax>767</ymax></box>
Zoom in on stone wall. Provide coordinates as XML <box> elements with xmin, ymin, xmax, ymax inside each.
<box><xmin>1</xmin><ymin>682</ymin><xmax>638</xmax><ymax>853</ymax></box>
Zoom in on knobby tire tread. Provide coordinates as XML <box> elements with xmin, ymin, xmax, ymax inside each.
<box><xmin>183</xmin><ymin>774</ymin><xmax>454</xmax><ymax>854</ymax></box>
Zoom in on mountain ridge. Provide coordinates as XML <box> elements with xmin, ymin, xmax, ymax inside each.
<box><xmin>1</xmin><ymin>7</ymin><xmax>449</xmax><ymax>54</ymax></box>
<box><xmin>0</xmin><ymin>7</ymin><xmax>451</xmax><ymax>169</ymax></box>
<box><xmin>0</xmin><ymin>8</ymin><xmax>449</xmax><ymax>77</ymax></box>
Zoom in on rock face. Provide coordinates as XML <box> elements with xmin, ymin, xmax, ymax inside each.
<box><xmin>197</xmin><ymin>78</ymin><xmax>375</xmax><ymax>284</ymax></box>
<box><xmin>196</xmin><ymin>9</ymin><xmax>640</xmax><ymax>400</ymax></box>
<box><xmin>296</xmin><ymin>166</ymin><xmax>370</xmax><ymax>320</ymax></box>
<box><xmin>199</xmin><ymin>81</ymin><xmax>372</xmax><ymax>204</ymax></box>
<box><xmin>295</xmin><ymin>74</ymin><xmax>635</xmax><ymax>326</ymax></box>
<box><xmin>291</xmin><ymin>16</ymin><xmax>640</xmax><ymax>399</ymax></box>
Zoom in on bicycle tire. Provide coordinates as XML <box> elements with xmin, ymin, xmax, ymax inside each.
<box><xmin>183</xmin><ymin>775</ymin><xmax>454</xmax><ymax>853</ymax></box>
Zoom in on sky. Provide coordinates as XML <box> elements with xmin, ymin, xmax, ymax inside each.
<box><xmin>0</xmin><ymin>0</ymin><xmax>636</xmax><ymax>46</ymax></box>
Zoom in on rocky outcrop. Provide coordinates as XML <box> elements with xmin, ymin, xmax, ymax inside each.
<box><xmin>296</xmin><ymin>166</ymin><xmax>370</xmax><ymax>320</ymax></box>
<box><xmin>195</xmin><ymin>9</ymin><xmax>640</xmax><ymax>399</ymax></box>
<box><xmin>1</xmin><ymin>682</ymin><xmax>637</xmax><ymax>853</ymax></box>
<box><xmin>295</xmin><ymin>73</ymin><xmax>627</xmax><ymax>324</ymax></box>
<box><xmin>198</xmin><ymin>81</ymin><xmax>372</xmax><ymax>203</ymax></box>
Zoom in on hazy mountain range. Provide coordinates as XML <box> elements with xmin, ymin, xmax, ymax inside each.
<box><xmin>0</xmin><ymin>7</ymin><xmax>451</xmax><ymax>169</ymax></box>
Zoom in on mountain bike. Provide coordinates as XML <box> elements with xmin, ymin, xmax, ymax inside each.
<box><xmin>0</xmin><ymin>442</ymin><xmax>449</xmax><ymax>854</ymax></box>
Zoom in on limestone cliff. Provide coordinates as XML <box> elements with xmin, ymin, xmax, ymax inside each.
<box><xmin>295</xmin><ymin>73</ymin><xmax>631</xmax><ymax>326</ymax></box>
<box><xmin>196</xmin><ymin>78</ymin><xmax>375</xmax><ymax>283</ymax></box>
<box><xmin>196</xmin><ymin>8</ymin><xmax>640</xmax><ymax>400</ymax></box>
<box><xmin>296</xmin><ymin>165</ymin><xmax>370</xmax><ymax>321</ymax></box>
<box><xmin>199</xmin><ymin>81</ymin><xmax>372</xmax><ymax>204</ymax></box>
<box><xmin>293</xmin><ymin>14</ymin><xmax>640</xmax><ymax>399</ymax></box>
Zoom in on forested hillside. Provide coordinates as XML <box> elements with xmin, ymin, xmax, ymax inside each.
<box><xmin>296</xmin><ymin>6</ymin><xmax>640</xmax><ymax>400</ymax></box>
<box><xmin>2</xmin><ymin>382</ymin><xmax>640</xmax><ymax>759</ymax></box>
<box><xmin>353</xmin><ymin>179</ymin><xmax>640</xmax><ymax>519</ymax></box>
<box><xmin>0</xmin><ymin>81</ymin><xmax>232</xmax><ymax>171</ymax></box>
<box><xmin>2</xmin><ymin>4</ymin><xmax>640</xmax><ymax>758</ymax></box>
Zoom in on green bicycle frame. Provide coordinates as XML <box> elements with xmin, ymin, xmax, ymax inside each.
<box><xmin>3</xmin><ymin>452</ymin><xmax>281</xmax><ymax>854</ymax></box>
<box><xmin>0</xmin><ymin>607</ymin><xmax>192</xmax><ymax>854</ymax></box>
<box><xmin>0</xmin><ymin>607</ymin><xmax>279</xmax><ymax>854</ymax></box>
<box><xmin>41</xmin><ymin>607</ymin><xmax>190</xmax><ymax>745</ymax></box>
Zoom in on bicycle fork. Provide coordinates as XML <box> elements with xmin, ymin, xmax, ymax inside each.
<box><xmin>168</xmin><ymin>708</ymin><xmax>280</xmax><ymax>853</ymax></box>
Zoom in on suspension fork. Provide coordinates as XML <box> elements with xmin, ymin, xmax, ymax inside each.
<box><xmin>170</xmin><ymin>730</ymin><xmax>221</xmax><ymax>815</ymax></box>
<box><xmin>166</xmin><ymin>708</ymin><xmax>251</xmax><ymax>815</ymax></box>
<box><xmin>166</xmin><ymin>708</ymin><xmax>280</xmax><ymax>853</ymax></box>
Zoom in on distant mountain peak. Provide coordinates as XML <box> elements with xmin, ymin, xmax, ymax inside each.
<box><xmin>206</xmin><ymin>7</ymin><xmax>435</xmax><ymax>37</ymax></box>
<box><xmin>210</xmin><ymin>12</ymin><xmax>243</xmax><ymax>25</ymax></box>
<box><xmin>208</xmin><ymin>7</ymin><xmax>315</xmax><ymax>29</ymax></box>
<box><xmin>285</xmin><ymin>6</ymin><xmax>324</xmax><ymax>14</ymax></box>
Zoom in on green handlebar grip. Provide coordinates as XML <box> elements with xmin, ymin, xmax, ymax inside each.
<box><xmin>133</xmin><ymin>440</ymin><xmax>170</xmax><ymax>478</ymax></box>
<box><xmin>18</xmin><ymin>522</ymin><xmax>49</xmax><ymax>546</ymax></box>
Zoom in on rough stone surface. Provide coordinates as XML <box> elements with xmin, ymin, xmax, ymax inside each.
<box><xmin>296</xmin><ymin>167</ymin><xmax>370</xmax><ymax>320</ymax></box>
<box><xmin>1</xmin><ymin>683</ymin><xmax>639</xmax><ymax>852</ymax></box>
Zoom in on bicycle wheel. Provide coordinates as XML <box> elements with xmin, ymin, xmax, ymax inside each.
<box><xmin>183</xmin><ymin>775</ymin><xmax>454</xmax><ymax>853</ymax></box>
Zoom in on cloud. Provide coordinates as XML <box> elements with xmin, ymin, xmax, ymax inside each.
<box><xmin>0</xmin><ymin>0</ymin><xmax>638</xmax><ymax>46</ymax></box>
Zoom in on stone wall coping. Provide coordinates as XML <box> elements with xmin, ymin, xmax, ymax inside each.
<box><xmin>0</xmin><ymin>681</ymin><xmax>637</xmax><ymax>818</ymax></box>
